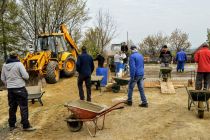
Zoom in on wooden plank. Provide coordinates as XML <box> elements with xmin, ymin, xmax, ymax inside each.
<box><xmin>144</xmin><ymin>81</ymin><xmax>160</xmax><ymax>88</ymax></box>
<box><xmin>91</xmin><ymin>75</ymin><xmax>103</xmax><ymax>82</ymax></box>
<box><xmin>160</xmin><ymin>81</ymin><xmax>176</xmax><ymax>94</ymax></box>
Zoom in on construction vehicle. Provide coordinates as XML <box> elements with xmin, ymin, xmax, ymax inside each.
<box><xmin>22</xmin><ymin>23</ymin><xmax>79</xmax><ymax>84</ymax></box>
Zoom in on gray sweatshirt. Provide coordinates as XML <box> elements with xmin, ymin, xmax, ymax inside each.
<box><xmin>1</xmin><ymin>61</ymin><xmax>29</xmax><ymax>88</ymax></box>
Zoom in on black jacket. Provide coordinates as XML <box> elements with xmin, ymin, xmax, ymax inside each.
<box><xmin>76</xmin><ymin>51</ymin><xmax>94</xmax><ymax>77</ymax></box>
<box><xmin>95</xmin><ymin>54</ymin><xmax>105</xmax><ymax>67</ymax></box>
<box><xmin>159</xmin><ymin>50</ymin><xmax>172</xmax><ymax>63</ymax></box>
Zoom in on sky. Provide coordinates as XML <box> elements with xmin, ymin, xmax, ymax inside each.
<box><xmin>86</xmin><ymin>0</ymin><xmax>210</xmax><ymax>48</ymax></box>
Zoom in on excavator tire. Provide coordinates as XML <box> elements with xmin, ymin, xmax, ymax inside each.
<box><xmin>45</xmin><ymin>61</ymin><xmax>60</xmax><ymax>84</ymax></box>
<box><xmin>62</xmin><ymin>56</ymin><xmax>76</xmax><ymax>77</ymax></box>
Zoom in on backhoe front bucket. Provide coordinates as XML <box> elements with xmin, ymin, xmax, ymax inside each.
<box><xmin>26</xmin><ymin>72</ymin><xmax>43</xmax><ymax>86</ymax></box>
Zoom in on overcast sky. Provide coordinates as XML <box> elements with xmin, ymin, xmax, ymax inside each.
<box><xmin>86</xmin><ymin>0</ymin><xmax>210</xmax><ymax>48</ymax></box>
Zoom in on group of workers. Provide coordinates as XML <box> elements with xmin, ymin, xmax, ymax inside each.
<box><xmin>159</xmin><ymin>43</ymin><xmax>210</xmax><ymax>90</ymax></box>
<box><xmin>1</xmin><ymin>42</ymin><xmax>210</xmax><ymax>132</ymax></box>
<box><xmin>159</xmin><ymin>45</ymin><xmax>187</xmax><ymax>72</ymax></box>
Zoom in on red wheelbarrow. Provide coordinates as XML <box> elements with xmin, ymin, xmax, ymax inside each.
<box><xmin>64</xmin><ymin>100</ymin><xmax>125</xmax><ymax>137</ymax></box>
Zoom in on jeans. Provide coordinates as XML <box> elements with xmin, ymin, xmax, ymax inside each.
<box><xmin>114</xmin><ymin>62</ymin><xmax>120</xmax><ymax>74</ymax></box>
<box><xmin>177</xmin><ymin>61</ymin><xmax>185</xmax><ymax>72</ymax></box>
<box><xmin>7</xmin><ymin>87</ymin><xmax>30</xmax><ymax>128</ymax></box>
<box><xmin>195</xmin><ymin>72</ymin><xmax>210</xmax><ymax>90</ymax></box>
<box><xmin>78</xmin><ymin>75</ymin><xmax>91</xmax><ymax>101</ymax></box>
<box><xmin>127</xmin><ymin>76</ymin><xmax>147</xmax><ymax>104</ymax></box>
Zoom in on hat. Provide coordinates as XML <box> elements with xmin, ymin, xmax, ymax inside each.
<box><xmin>9</xmin><ymin>51</ymin><xmax>18</xmax><ymax>57</ymax></box>
<box><xmin>202</xmin><ymin>42</ymin><xmax>209</xmax><ymax>48</ymax></box>
<box><xmin>130</xmin><ymin>45</ymin><xmax>137</xmax><ymax>50</ymax></box>
<box><xmin>162</xmin><ymin>45</ymin><xmax>167</xmax><ymax>48</ymax></box>
<box><xmin>81</xmin><ymin>46</ymin><xmax>86</xmax><ymax>51</ymax></box>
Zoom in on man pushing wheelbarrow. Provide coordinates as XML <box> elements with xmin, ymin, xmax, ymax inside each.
<box><xmin>186</xmin><ymin>43</ymin><xmax>210</xmax><ymax>118</ymax></box>
<box><xmin>158</xmin><ymin>45</ymin><xmax>173</xmax><ymax>82</ymax></box>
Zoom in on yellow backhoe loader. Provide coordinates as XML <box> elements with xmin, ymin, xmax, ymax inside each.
<box><xmin>22</xmin><ymin>23</ymin><xmax>79</xmax><ymax>84</ymax></box>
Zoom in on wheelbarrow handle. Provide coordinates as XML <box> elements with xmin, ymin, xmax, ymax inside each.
<box><xmin>99</xmin><ymin>101</ymin><xmax>125</xmax><ymax>116</ymax></box>
<box><xmin>109</xmin><ymin>105</ymin><xmax>124</xmax><ymax>111</ymax></box>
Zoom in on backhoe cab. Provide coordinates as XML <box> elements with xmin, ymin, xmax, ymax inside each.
<box><xmin>23</xmin><ymin>24</ymin><xmax>78</xmax><ymax>85</ymax></box>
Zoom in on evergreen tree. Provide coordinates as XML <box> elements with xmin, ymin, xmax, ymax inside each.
<box><xmin>0</xmin><ymin>0</ymin><xmax>23</xmax><ymax>61</ymax></box>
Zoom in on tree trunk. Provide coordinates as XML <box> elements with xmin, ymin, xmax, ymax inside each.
<box><xmin>1</xmin><ymin>10</ymin><xmax>7</xmax><ymax>61</ymax></box>
<box><xmin>1</xmin><ymin>0</ymin><xmax>8</xmax><ymax>61</ymax></box>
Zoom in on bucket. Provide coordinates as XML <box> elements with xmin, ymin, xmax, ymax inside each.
<box><xmin>96</xmin><ymin>68</ymin><xmax>108</xmax><ymax>87</ymax></box>
<box><xmin>116</xmin><ymin>63</ymin><xmax>124</xmax><ymax>77</ymax></box>
<box><xmin>117</xmin><ymin>69</ymin><xmax>123</xmax><ymax>78</ymax></box>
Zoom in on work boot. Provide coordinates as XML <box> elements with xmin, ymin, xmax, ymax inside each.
<box><xmin>23</xmin><ymin>126</ymin><xmax>36</xmax><ymax>131</ymax></box>
<box><xmin>124</xmin><ymin>100</ymin><xmax>132</xmax><ymax>106</ymax></box>
<box><xmin>9</xmin><ymin>126</ymin><xmax>18</xmax><ymax>131</ymax></box>
<box><xmin>139</xmin><ymin>103</ymin><xmax>148</xmax><ymax>108</ymax></box>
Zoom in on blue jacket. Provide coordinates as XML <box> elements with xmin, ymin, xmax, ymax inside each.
<box><xmin>176</xmin><ymin>50</ymin><xmax>187</xmax><ymax>62</ymax></box>
<box><xmin>129</xmin><ymin>52</ymin><xmax>144</xmax><ymax>78</ymax></box>
<box><xmin>76</xmin><ymin>51</ymin><xmax>94</xmax><ymax>77</ymax></box>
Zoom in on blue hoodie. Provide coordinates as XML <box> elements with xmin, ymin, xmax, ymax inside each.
<box><xmin>129</xmin><ymin>51</ymin><xmax>144</xmax><ymax>78</ymax></box>
<box><xmin>176</xmin><ymin>50</ymin><xmax>187</xmax><ymax>62</ymax></box>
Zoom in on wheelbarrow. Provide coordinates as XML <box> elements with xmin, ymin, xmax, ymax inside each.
<box><xmin>64</xmin><ymin>100</ymin><xmax>125</xmax><ymax>137</ymax></box>
<box><xmin>159</xmin><ymin>67</ymin><xmax>172</xmax><ymax>82</ymax></box>
<box><xmin>186</xmin><ymin>87</ymin><xmax>210</xmax><ymax>118</ymax></box>
<box><xmin>111</xmin><ymin>77</ymin><xmax>130</xmax><ymax>93</ymax></box>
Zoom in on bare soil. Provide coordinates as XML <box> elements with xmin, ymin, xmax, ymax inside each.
<box><xmin>1</xmin><ymin>64</ymin><xmax>210</xmax><ymax>140</ymax></box>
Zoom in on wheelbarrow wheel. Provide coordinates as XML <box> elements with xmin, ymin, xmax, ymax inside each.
<box><xmin>198</xmin><ymin>110</ymin><xmax>204</xmax><ymax>118</ymax></box>
<box><xmin>67</xmin><ymin>114</ymin><xmax>83</xmax><ymax>132</ymax></box>
<box><xmin>163</xmin><ymin>77</ymin><xmax>167</xmax><ymax>82</ymax></box>
<box><xmin>198</xmin><ymin>101</ymin><xmax>204</xmax><ymax>118</ymax></box>
<box><xmin>112</xmin><ymin>84</ymin><xmax>120</xmax><ymax>93</ymax></box>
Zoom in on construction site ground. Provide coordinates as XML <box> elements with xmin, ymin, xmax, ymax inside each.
<box><xmin>1</xmin><ymin>64</ymin><xmax>210</xmax><ymax>140</ymax></box>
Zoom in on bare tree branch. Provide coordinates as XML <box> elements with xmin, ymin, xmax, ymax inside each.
<box><xmin>19</xmin><ymin>0</ymin><xmax>89</xmax><ymax>45</ymax></box>
<box><xmin>169</xmin><ymin>29</ymin><xmax>191</xmax><ymax>52</ymax></box>
<box><xmin>95</xmin><ymin>9</ymin><xmax>117</xmax><ymax>53</ymax></box>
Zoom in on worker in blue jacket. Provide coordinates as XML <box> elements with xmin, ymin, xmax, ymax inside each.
<box><xmin>175</xmin><ymin>49</ymin><xmax>187</xmax><ymax>72</ymax></box>
<box><xmin>125</xmin><ymin>45</ymin><xmax>148</xmax><ymax>107</ymax></box>
<box><xmin>76</xmin><ymin>46</ymin><xmax>94</xmax><ymax>101</ymax></box>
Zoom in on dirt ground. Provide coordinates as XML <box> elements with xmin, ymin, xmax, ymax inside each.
<box><xmin>1</xmin><ymin>64</ymin><xmax>210</xmax><ymax>140</ymax></box>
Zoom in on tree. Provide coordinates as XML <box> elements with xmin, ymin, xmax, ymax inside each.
<box><xmin>19</xmin><ymin>0</ymin><xmax>89</xmax><ymax>46</ymax></box>
<box><xmin>127</xmin><ymin>39</ymin><xmax>134</xmax><ymax>47</ymax></box>
<box><xmin>207</xmin><ymin>28</ymin><xmax>210</xmax><ymax>47</ymax></box>
<box><xmin>0</xmin><ymin>0</ymin><xmax>24</xmax><ymax>61</ymax></box>
<box><xmin>95</xmin><ymin>9</ymin><xmax>117</xmax><ymax>53</ymax></box>
<box><xmin>169</xmin><ymin>29</ymin><xmax>191</xmax><ymax>52</ymax></box>
<box><xmin>0</xmin><ymin>0</ymin><xmax>8</xmax><ymax>60</ymax></box>
<box><xmin>0</xmin><ymin>0</ymin><xmax>7</xmax><ymax>15</ymax></box>
<box><xmin>81</xmin><ymin>27</ymin><xmax>100</xmax><ymax>58</ymax></box>
<box><xmin>139</xmin><ymin>33</ymin><xmax>168</xmax><ymax>57</ymax></box>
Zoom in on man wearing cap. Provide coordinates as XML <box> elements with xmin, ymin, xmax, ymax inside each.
<box><xmin>76</xmin><ymin>46</ymin><xmax>94</xmax><ymax>101</ymax></box>
<box><xmin>159</xmin><ymin>45</ymin><xmax>173</xmax><ymax>67</ymax></box>
<box><xmin>194</xmin><ymin>43</ymin><xmax>210</xmax><ymax>90</ymax></box>
<box><xmin>125</xmin><ymin>45</ymin><xmax>148</xmax><ymax>107</ymax></box>
<box><xmin>1</xmin><ymin>51</ymin><xmax>36</xmax><ymax>131</ymax></box>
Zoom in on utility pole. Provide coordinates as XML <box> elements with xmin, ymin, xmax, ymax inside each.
<box><xmin>207</xmin><ymin>28</ymin><xmax>210</xmax><ymax>48</ymax></box>
<box><xmin>126</xmin><ymin>31</ymin><xmax>129</xmax><ymax>47</ymax></box>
